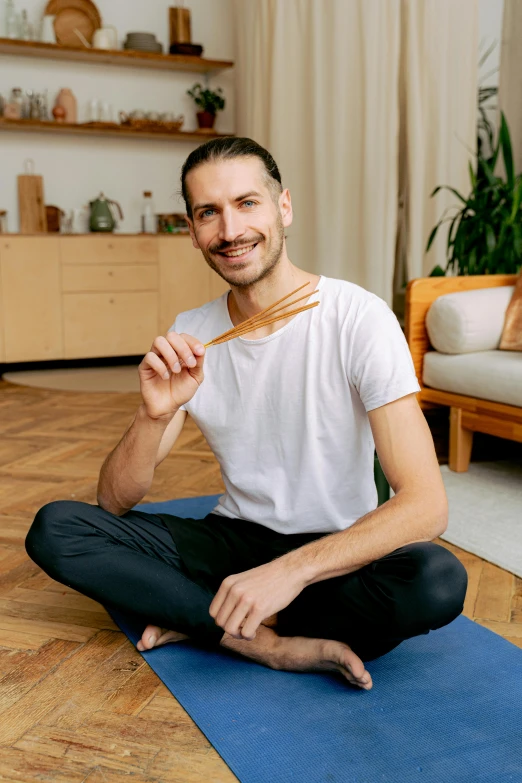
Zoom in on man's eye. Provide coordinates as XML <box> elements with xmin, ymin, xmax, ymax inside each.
<box><xmin>201</xmin><ymin>209</ymin><xmax>215</xmax><ymax>218</ymax></box>
<box><xmin>242</xmin><ymin>200</ymin><xmax>256</xmax><ymax>207</ymax></box>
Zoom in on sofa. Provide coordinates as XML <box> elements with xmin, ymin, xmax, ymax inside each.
<box><xmin>405</xmin><ymin>274</ymin><xmax>522</xmax><ymax>472</ymax></box>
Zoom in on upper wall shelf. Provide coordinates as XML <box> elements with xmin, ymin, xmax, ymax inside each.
<box><xmin>0</xmin><ymin>118</ymin><xmax>230</xmax><ymax>142</ymax></box>
<box><xmin>0</xmin><ymin>37</ymin><xmax>234</xmax><ymax>74</ymax></box>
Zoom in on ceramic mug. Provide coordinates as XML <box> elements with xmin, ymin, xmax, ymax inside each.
<box><xmin>40</xmin><ymin>15</ymin><xmax>56</xmax><ymax>44</ymax></box>
<box><xmin>92</xmin><ymin>26</ymin><xmax>118</xmax><ymax>49</ymax></box>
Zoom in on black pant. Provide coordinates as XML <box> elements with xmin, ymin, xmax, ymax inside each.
<box><xmin>25</xmin><ymin>500</ymin><xmax>468</xmax><ymax>661</ymax></box>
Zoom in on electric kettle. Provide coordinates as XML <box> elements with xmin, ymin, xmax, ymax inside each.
<box><xmin>89</xmin><ymin>193</ymin><xmax>124</xmax><ymax>232</ymax></box>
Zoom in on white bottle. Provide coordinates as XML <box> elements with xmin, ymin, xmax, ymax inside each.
<box><xmin>141</xmin><ymin>191</ymin><xmax>157</xmax><ymax>234</ymax></box>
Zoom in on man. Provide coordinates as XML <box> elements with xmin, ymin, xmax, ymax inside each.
<box><xmin>26</xmin><ymin>137</ymin><xmax>467</xmax><ymax>691</ymax></box>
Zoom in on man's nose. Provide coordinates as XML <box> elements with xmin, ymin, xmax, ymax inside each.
<box><xmin>218</xmin><ymin>208</ymin><xmax>244</xmax><ymax>244</ymax></box>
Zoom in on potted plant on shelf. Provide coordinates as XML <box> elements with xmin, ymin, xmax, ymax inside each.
<box><xmin>187</xmin><ymin>83</ymin><xmax>225</xmax><ymax>130</ymax></box>
<box><xmin>427</xmin><ymin>111</ymin><xmax>522</xmax><ymax>276</ymax></box>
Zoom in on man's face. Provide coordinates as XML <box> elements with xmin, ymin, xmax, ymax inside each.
<box><xmin>185</xmin><ymin>157</ymin><xmax>293</xmax><ymax>288</ymax></box>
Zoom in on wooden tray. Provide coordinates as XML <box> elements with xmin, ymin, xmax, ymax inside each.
<box><xmin>45</xmin><ymin>0</ymin><xmax>101</xmax><ymax>46</ymax></box>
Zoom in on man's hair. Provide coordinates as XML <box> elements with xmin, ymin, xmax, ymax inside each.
<box><xmin>180</xmin><ymin>136</ymin><xmax>283</xmax><ymax>219</ymax></box>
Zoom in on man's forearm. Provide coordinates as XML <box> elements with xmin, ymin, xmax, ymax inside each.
<box><xmin>97</xmin><ymin>403</ymin><xmax>176</xmax><ymax>515</ymax></box>
<box><xmin>280</xmin><ymin>491</ymin><xmax>448</xmax><ymax>588</ymax></box>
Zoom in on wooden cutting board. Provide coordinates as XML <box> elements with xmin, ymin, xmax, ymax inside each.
<box><xmin>18</xmin><ymin>173</ymin><xmax>47</xmax><ymax>233</ymax></box>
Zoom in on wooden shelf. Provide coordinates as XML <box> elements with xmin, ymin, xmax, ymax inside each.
<box><xmin>0</xmin><ymin>118</ymin><xmax>230</xmax><ymax>142</ymax></box>
<box><xmin>0</xmin><ymin>37</ymin><xmax>234</xmax><ymax>73</ymax></box>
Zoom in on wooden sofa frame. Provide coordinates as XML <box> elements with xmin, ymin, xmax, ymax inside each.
<box><xmin>405</xmin><ymin>274</ymin><xmax>522</xmax><ymax>472</ymax></box>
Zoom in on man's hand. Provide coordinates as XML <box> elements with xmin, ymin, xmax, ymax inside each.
<box><xmin>209</xmin><ymin>559</ymin><xmax>307</xmax><ymax>641</ymax></box>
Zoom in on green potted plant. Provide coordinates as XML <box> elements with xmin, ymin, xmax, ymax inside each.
<box><xmin>187</xmin><ymin>83</ymin><xmax>225</xmax><ymax>130</ymax></box>
<box><xmin>427</xmin><ymin>111</ymin><xmax>522</xmax><ymax>276</ymax></box>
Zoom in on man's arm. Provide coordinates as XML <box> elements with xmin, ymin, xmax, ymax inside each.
<box><xmin>97</xmin><ymin>406</ymin><xmax>187</xmax><ymax>516</ymax></box>
<box><xmin>97</xmin><ymin>329</ymin><xmax>206</xmax><ymax>516</ymax></box>
<box><xmin>209</xmin><ymin>393</ymin><xmax>448</xmax><ymax>639</ymax></box>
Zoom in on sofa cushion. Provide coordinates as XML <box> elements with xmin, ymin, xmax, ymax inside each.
<box><xmin>426</xmin><ymin>286</ymin><xmax>514</xmax><ymax>354</ymax></box>
<box><xmin>500</xmin><ymin>272</ymin><xmax>522</xmax><ymax>351</ymax></box>
<box><xmin>423</xmin><ymin>349</ymin><xmax>522</xmax><ymax>407</ymax></box>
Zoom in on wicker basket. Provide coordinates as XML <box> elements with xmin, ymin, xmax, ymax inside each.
<box><xmin>120</xmin><ymin>118</ymin><xmax>184</xmax><ymax>133</ymax></box>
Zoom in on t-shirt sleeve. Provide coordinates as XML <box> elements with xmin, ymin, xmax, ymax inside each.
<box><xmin>348</xmin><ymin>298</ymin><xmax>421</xmax><ymax>412</ymax></box>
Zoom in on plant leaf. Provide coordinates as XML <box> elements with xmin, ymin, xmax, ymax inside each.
<box><xmin>500</xmin><ymin>111</ymin><xmax>514</xmax><ymax>190</ymax></box>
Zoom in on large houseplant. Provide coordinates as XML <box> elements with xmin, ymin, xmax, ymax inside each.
<box><xmin>427</xmin><ymin>111</ymin><xmax>522</xmax><ymax>275</ymax></box>
<box><xmin>187</xmin><ymin>83</ymin><xmax>225</xmax><ymax>130</ymax></box>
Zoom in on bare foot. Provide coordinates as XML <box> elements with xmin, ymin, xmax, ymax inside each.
<box><xmin>136</xmin><ymin>624</ymin><xmax>190</xmax><ymax>652</ymax></box>
<box><xmin>221</xmin><ymin>625</ymin><xmax>373</xmax><ymax>690</ymax></box>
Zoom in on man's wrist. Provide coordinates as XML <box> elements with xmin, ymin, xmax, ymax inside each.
<box><xmin>138</xmin><ymin>403</ymin><xmax>178</xmax><ymax>426</ymax></box>
<box><xmin>277</xmin><ymin>548</ymin><xmax>317</xmax><ymax>589</ymax></box>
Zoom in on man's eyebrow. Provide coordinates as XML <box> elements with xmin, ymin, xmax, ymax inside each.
<box><xmin>193</xmin><ymin>191</ymin><xmax>263</xmax><ymax>213</ymax></box>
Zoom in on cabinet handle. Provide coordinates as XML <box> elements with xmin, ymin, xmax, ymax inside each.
<box><xmin>109</xmin><ymin>298</ymin><xmax>114</xmax><ymax>304</ymax></box>
<box><xmin>108</xmin><ymin>271</ymin><xmax>113</xmax><ymax>276</ymax></box>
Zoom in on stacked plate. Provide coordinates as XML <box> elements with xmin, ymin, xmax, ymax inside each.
<box><xmin>123</xmin><ymin>32</ymin><xmax>163</xmax><ymax>53</ymax></box>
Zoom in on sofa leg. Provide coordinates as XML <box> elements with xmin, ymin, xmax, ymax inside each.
<box><xmin>449</xmin><ymin>407</ymin><xmax>473</xmax><ymax>472</ymax></box>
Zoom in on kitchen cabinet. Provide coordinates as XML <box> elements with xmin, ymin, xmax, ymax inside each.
<box><xmin>159</xmin><ymin>236</ymin><xmax>213</xmax><ymax>334</ymax></box>
<box><xmin>0</xmin><ymin>237</ymin><xmax>63</xmax><ymax>362</ymax></box>
<box><xmin>0</xmin><ymin>235</ymin><xmax>229</xmax><ymax>364</ymax></box>
<box><xmin>63</xmin><ymin>292</ymin><xmax>159</xmax><ymax>359</ymax></box>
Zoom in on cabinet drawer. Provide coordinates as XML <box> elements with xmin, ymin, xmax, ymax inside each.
<box><xmin>63</xmin><ymin>292</ymin><xmax>158</xmax><ymax>358</ymax></box>
<box><xmin>62</xmin><ymin>264</ymin><xmax>158</xmax><ymax>293</ymax></box>
<box><xmin>60</xmin><ymin>236</ymin><xmax>158</xmax><ymax>265</ymax></box>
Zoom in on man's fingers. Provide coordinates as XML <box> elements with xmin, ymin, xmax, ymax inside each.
<box><xmin>239</xmin><ymin>612</ymin><xmax>262</xmax><ymax>641</ymax></box>
<box><xmin>223</xmin><ymin>601</ymin><xmax>252</xmax><ymax>639</ymax></box>
<box><xmin>214</xmin><ymin>591</ymin><xmax>243</xmax><ymax>629</ymax></box>
<box><xmin>180</xmin><ymin>333</ymin><xmax>206</xmax><ymax>361</ymax></box>
<box><xmin>164</xmin><ymin>332</ymin><xmax>205</xmax><ymax>370</ymax></box>
<box><xmin>151</xmin><ymin>336</ymin><xmax>182</xmax><ymax>372</ymax></box>
<box><xmin>142</xmin><ymin>352</ymin><xmax>170</xmax><ymax>380</ymax></box>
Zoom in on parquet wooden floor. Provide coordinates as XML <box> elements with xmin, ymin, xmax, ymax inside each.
<box><xmin>0</xmin><ymin>379</ymin><xmax>520</xmax><ymax>782</ymax></box>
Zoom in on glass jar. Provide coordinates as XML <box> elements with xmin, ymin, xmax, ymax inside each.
<box><xmin>141</xmin><ymin>191</ymin><xmax>157</xmax><ymax>234</ymax></box>
<box><xmin>5</xmin><ymin>0</ymin><xmax>19</xmax><ymax>38</ymax></box>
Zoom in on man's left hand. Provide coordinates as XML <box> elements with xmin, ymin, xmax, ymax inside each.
<box><xmin>209</xmin><ymin>558</ymin><xmax>306</xmax><ymax>640</ymax></box>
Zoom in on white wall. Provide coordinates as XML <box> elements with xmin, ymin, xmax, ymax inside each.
<box><xmin>0</xmin><ymin>0</ymin><xmax>235</xmax><ymax>233</ymax></box>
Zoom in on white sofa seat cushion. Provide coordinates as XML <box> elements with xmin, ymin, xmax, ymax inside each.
<box><xmin>423</xmin><ymin>350</ymin><xmax>522</xmax><ymax>407</ymax></box>
<box><xmin>426</xmin><ymin>286</ymin><xmax>514</xmax><ymax>354</ymax></box>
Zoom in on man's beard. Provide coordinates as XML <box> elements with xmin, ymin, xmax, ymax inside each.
<box><xmin>199</xmin><ymin>212</ymin><xmax>285</xmax><ymax>290</ymax></box>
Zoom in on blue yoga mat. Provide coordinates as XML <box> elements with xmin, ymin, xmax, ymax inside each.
<box><xmin>115</xmin><ymin>495</ymin><xmax>522</xmax><ymax>783</ymax></box>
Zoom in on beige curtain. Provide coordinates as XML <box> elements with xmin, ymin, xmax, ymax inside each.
<box><xmin>233</xmin><ymin>0</ymin><xmax>478</xmax><ymax>302</ymax></box>
<box><xmin>234</xmin><ymin>0</ymin><xmax>401</xmax><ymax>303</ymax></box>
<box><xmin>399</xmin><ymin>0</ymin><xmax>478</xmax><ymax>281</ymax></box>
<box><xmin>499</xmin><ymin>0</ymin><xmax>522</xmax><ymax>173</ymax></box>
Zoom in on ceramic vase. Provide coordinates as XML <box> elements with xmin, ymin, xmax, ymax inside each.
<box><xmin>55</xmin><ymin>88</ymin><xmax>77</xmax><ymax>124</ymax></box>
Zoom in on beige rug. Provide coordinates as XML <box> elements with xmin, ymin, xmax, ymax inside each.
<box><xmin>2</xmin><ymin>366</ymin><xmax>141</xmax><ymax>393</ymax></box>
<box><xmin>440</xmin><ymin>461</ymin><xmax>522</xmax><ymax>578</ymax></box>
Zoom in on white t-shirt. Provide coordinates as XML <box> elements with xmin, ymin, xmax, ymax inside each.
<box><xmin>170</xmin><ymin>275</ymin><xmax>420</xmax><ymax>535</ymax></box>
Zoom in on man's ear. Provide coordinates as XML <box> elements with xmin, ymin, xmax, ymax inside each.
<box><xmin>185</xmin><ymin>215</ymin><xmax>200</xmax><ymax>249</ymax></box>
<box><xmin>279</xmin><ymin>188</ymin><xmax>293</xmax><ymax>229</ymax></box>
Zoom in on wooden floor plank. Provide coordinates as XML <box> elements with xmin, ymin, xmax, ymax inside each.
<box><xmin>14</xmin><ymin>725</ymin><xmax>161</xmax><ymax>775</ymax></box>
<box><xmin>8</xmin><ymin>586</ymin><xmax>105</xmax><ymax>613</ymax></box>
<box><xmin>0</xmin><ymin>597</ymin><xmax>119</xmax><ymax>631</ymax></box>
<box><xmin>474</xmin><ymin>562</ymin><xmax>514</xmax><ymax>622</ymax></box>
<box><xmin>0</xmin><ymin>747</ymin><xmax>90</xmax><ymax>782</ymax></box>
<box><xmin>105</xmin><ymin>661</ymin><xmax>162</xmax><ymax>716</ymax></box>
<box><xmin>39</xmin><ymin>639</ymin><xmax>142</xmax><ymax>731</ymax></box>
<box><xmin>0</xmin><ymin>630</ymin><xmax>126</xmax><ymax>746</ymax></box>
<box><xmin>0</xmin><ymin>638</ymin><xmax>79</xmax><ymax>713</ymax></box>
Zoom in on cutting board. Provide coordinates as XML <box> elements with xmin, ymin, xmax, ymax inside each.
<box><xmin>18</xmin><ymin>173</ymin><xmax>47</xmax><ymax>233</ymax></box>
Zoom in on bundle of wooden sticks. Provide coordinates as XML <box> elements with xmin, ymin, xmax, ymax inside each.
<box><xmin>204</xmin><ymin>281</ymin><xmax>320</xmax><ymax>348</ymax></box>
